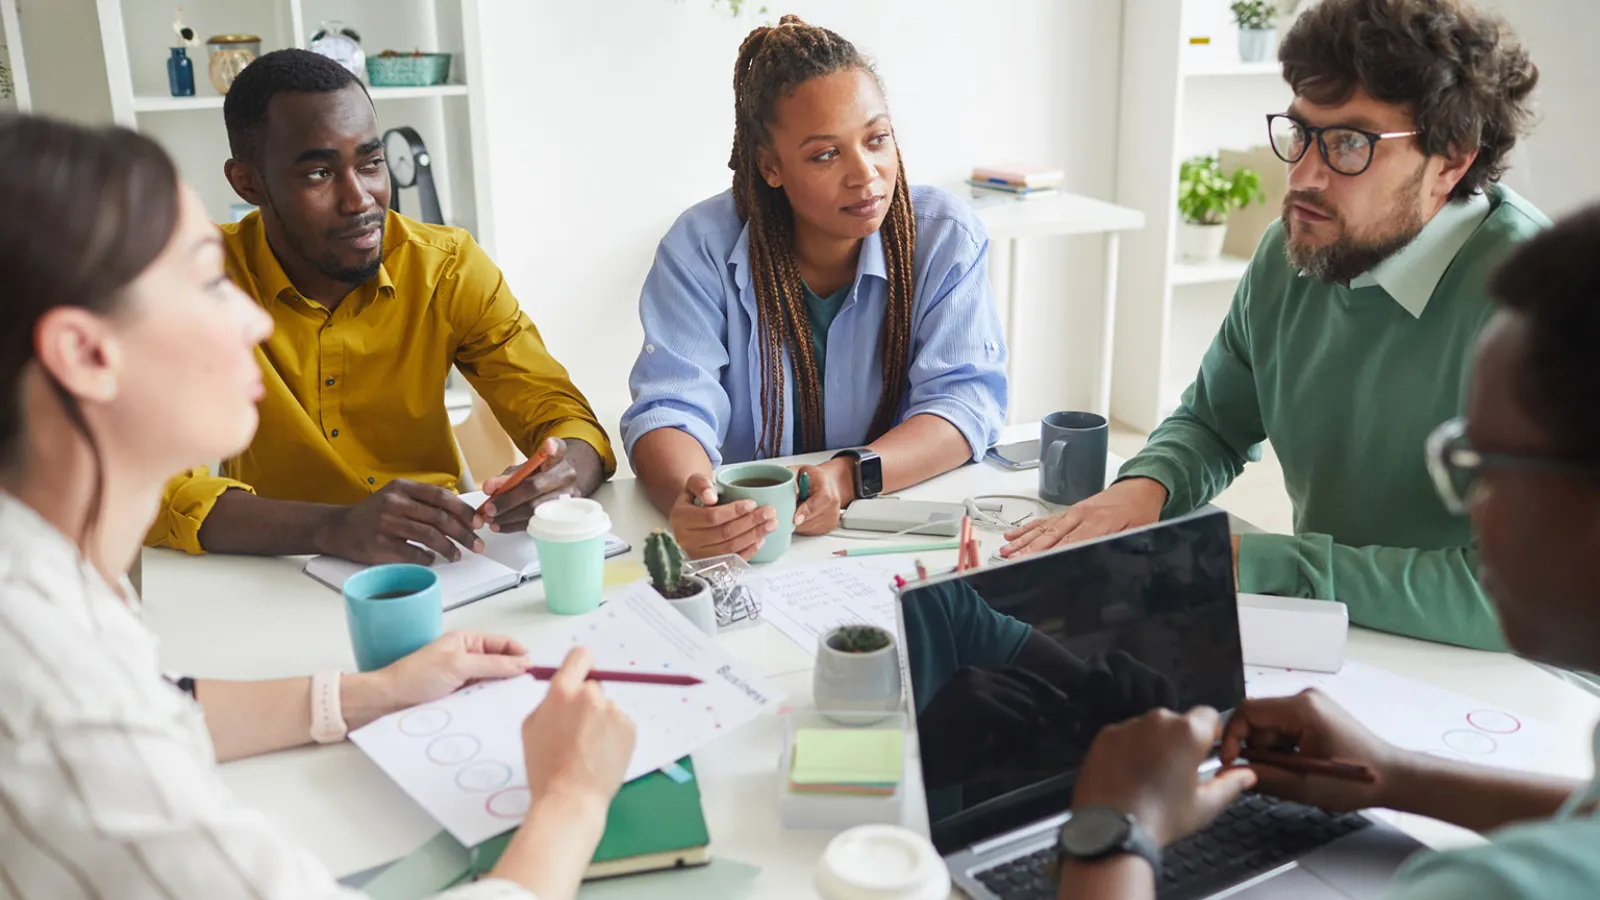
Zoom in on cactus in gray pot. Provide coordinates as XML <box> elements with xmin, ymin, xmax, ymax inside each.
<box><xmin>645</xmin><ymin>529</ymin><xmax>695</xmax><ymax>599</ymax></box>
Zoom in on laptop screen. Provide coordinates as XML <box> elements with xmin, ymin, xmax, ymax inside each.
<box><xmin>898</xmin><ymin>509</ymin><xmax>1244</xmax><ymax>855</ymax></box>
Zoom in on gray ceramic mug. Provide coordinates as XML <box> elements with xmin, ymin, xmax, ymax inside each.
<box><xmin>1039</xmin><ymin>411</ymin><xmax>1109</xmax><ymax>506</ymax></box>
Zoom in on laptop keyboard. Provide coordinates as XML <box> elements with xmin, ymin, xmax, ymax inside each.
<box><xmin>970</xmin><ymin>794</ymin><xmax>1371</xmax><ymax>900</ymax></box>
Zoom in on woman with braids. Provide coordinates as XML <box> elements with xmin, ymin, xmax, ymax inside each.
<box><xmin>621</xmin><ymin>15</ymin><xmax>1007</xmax><ymax>558</ymax></box>
<box><xmin>0</xmin><ymin>112</ymin><xmax>634</xmax><ymax>900</ymax></box>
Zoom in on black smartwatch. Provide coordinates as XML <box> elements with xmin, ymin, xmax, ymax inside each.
<box><xmin>1056</xmin><ymin>805</ymin><xmax>1162</xmax><ymax>876</ymax></box>
<box><xmin>831</xmin><ymin>447</ymin><xmax>883</xmax><ymax>500</ymax></box>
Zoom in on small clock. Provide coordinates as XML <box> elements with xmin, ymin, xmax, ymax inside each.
<box><xmin>309</xmin><ymin>21</ymin><xmax>365</xmax><ymax>79</ymax></box>
<box><xmin>383</xmin><ymin>126</ymin><xmax>444</xmax><ymax>225</ymax></box>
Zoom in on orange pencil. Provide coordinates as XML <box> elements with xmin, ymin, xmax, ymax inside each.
<box><xmin>489</xmin><ymin>448</ymin><xmax>550</xmax><ymax>500</ymax></box>
<box><xmin>956</xmin><ymin>516</ymin><xmax>974</xmax><ymax>572</ymax></box>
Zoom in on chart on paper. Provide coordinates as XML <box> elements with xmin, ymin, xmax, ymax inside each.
<box><xmin>1244</xmin><ymin>661</ymin><xmax>1556</xmax><ymax>772</ymax></box>
<box><xmin>754</xmin><ymin>556</ymin><xmax>913</xmax><ymax>656</ymax></box>
<box><xmin>350</xmin><ymin>584</ymin><xmax>782</xmax><ymax>846</ymax></box>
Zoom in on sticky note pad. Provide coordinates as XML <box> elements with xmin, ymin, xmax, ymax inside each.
<box><xmin>790</xmin><ymin>728</ymin><xmax>904</xmax><ymax>787</ymax></box>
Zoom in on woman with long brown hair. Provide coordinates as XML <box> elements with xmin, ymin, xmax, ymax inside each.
<box><xmin>621</xmin><ymin>15</ymin><xmax>1007</xmax><ymax>558</ymax></box>
<box><xmin>0</xmin><ymin>113</ymin><xmax>632</xmax><ymax>899</ymax></box>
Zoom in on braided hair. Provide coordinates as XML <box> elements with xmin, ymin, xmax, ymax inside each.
<box><xmin>729</xmin><ymin>15</ymin><xmax>916</xmax><ymax>458</ymax></box>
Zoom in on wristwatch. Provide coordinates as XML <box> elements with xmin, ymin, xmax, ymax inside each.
<box><xmin>1056</xmin><ymin>805</ymin><xmax>1163</xmax><ymax>876</ymax></box>
<box><xmin>831</xmin><ymin>447</ymin><xmax>883</xmax><ymax>500</ymax></box>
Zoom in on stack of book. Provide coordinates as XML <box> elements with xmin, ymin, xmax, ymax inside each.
<box><xmin>967</xmin><ymin>163</ymin><xmax>1065</xmax><ymax>200</ymax></box>
<box><xmin>787</xmin><ymin>727</ymin><xmax>905</xmax><ymax>797</ymax></box>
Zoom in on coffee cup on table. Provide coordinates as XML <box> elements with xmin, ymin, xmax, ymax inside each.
<box><xmin>1039</xmin><ymin>411</ymin><xmax>1109</xmax><ymax>506</ymax></box>
<box><xmin>342</xmin><ymin>564</ymin><xmax>443</xmax><ymax>671</ymax></box>
<box><xmin>713</xmin><ymin>461</ymin><xmax>798</xmax><ymax>564</ymax></box>
<box><xmin>528</xmin><ymin>498</ymin><xmax>612</xmax><ymax>615</ymax></box>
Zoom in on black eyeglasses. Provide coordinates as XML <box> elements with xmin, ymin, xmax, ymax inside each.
<box><xmin>1426</xmin><ymin>418</ymin><xmax>1600</xmax><ymax>514</ymax></box>
<box><xmin>1266</xmin><ymin>114</ymin><xmax>1422</xmax><ymax>176</ymax></box>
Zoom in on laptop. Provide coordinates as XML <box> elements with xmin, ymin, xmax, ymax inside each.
<box><xmin>895</xmin><ymin>509</ymin><xmax>1426</xmax><ymax>900</ymax></box>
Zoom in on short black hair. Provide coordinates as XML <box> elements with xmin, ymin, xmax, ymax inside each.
<box><xmin>1489</xmin><ymin>205</ymin><xmax>1600</xmax><ymax>463</ymax></box>
<box><xmin>223</xmin><ymin>48</ymin><xmax>366</xmax><ymax>162</ymax></box>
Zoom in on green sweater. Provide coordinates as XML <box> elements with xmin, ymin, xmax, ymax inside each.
<box><xmin>1120</xmin><ymin>185</ymin><xmax>1547</xmax><ymax>651</ymax></box>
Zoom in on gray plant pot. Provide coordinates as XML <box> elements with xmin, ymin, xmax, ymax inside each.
<box><xmin>812</xmin><ymin>626</ymin><xmax>903</xmax><ymax>725</ymax></box>
<box><xmin>1238</xmin><ymin>26</ymin><xmax>1277</xmax><ymax>63</ymax></box>
<box><xmin>659</xmin><ymin>575</ymin><xmax>717</xmax><ymax>636</ymax></box>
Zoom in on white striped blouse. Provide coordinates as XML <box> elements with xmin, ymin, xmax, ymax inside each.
<box><xmin>0</xmin><ymin>493</ymin><xmax>533</xmax><ymax>899</ymax></box>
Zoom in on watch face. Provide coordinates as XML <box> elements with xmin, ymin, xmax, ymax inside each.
<box><xmin>1060</xmin><ymin>806</ymin><xmax>1131</xmax><ymax>857</ymax></box>
<box><xmin>859</xmin><ymin>454</ymin><xmax>884</xmax><ymax>497</ymax></box>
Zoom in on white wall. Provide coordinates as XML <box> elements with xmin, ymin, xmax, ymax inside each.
<box><xmin>1478</xmin><ymin>0</ymin><xmax>1600</xmax><ymax>219</ymax></box>
<box><xmin>475</xmin><ymin>0</ymin><xmax>1125</xmax><ymax>454</ymax></box>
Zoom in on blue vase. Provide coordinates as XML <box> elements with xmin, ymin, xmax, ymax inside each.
<box><xmin>167</xmin><ymin>47</ymin><xmax>195</xmax><ymax>97</ymax></box>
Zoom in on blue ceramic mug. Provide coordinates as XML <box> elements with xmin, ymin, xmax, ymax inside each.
<box><xmin>343</xmin><ymin>564</ymin><xmax>443</xmax><ymax>672</ymax></box>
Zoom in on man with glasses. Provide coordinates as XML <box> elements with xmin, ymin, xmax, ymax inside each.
<box><xmin>1052</xmin><ymin>203</ymin><xmax>1600</xmax><ymax>900</ymax></box>
<box><xmin>1002</xmin><ymin>0</ymin><xmax>1544</xmax><ymax>651</ymax></box>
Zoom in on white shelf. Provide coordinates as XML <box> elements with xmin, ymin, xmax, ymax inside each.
<box><xmin>1183</xmin><ymin>61</ymin><xmax>1280</xmax><ymax>78</ymax></box>
<box><xmin>1170</xmin><ymin>254</ymin><xmax>1251</xmax><ymax>286</ymax></box>
<box><xmin>133</xmin><ymin>83</ymin><xmax>469</xmax><ymax>114</ymax></box>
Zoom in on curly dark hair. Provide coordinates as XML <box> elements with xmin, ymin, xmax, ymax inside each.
<box><xmin>1489</xmin><ymin>205</ymin><xmax>1600</xmax><ymax>464</ymax></box>
<box><xmin>729</xmin><ymin>15</ymin><xmax>915</xmax><ymax>457</ymax></box>
<box><xmin>1279</xmin><ymin>0</ymin><xmax>1538</xmax><ymax>202</ymax></box>
<box><xmin>223</xmin><ymin>48</ymin><xmax>364</xmax><ymax>163</ymax></box>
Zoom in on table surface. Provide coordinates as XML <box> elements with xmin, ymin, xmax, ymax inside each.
<box><xmin>140</xmin><ymin>424</ymin><xmax>1600</xmax><ymax>898</ymax></box>
<box><xmin>965</xmin><ymin>189</ymin><xmax>1146</xmax><ymax>240</ymax></box>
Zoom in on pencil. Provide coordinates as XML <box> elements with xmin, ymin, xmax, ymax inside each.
<box><xmin>489</xmin><ymin>448</ymin><xmax>550</xmax><ymax>500</ymax></box>
<box><xmin>527</xmin><ymin>666</ymin><xmax>702</xmax><ymax>687</ymax></box>
<box><xmin>956</xmin><ymin>516</ymin><xmax>974</xmax><ymax>572</ymax></box>
<box><xmin>1240</xmin><ymin>749</ymin><xmax>1378</xmax><ymax>784</ymax></box>
<box><xmin>833</xmin><ymin>541</ymin><xmax>962</xmax><ymax>557</ymax></box>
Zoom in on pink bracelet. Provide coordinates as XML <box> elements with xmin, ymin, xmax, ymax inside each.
<box><xmin>310</xmin><ymin>670</ymin><xmax>348</xmax><ymax>744</ymax></box>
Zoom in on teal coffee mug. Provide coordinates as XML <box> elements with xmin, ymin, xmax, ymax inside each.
<box><xmin>714</xmin><ymin>461</ymin><xmax>797</xmax><ymax>564</ymax></box>
<box><xmin>343</xmin><ymin>564</ymin><xmax>443</xmax><ymax>672</ymax></box>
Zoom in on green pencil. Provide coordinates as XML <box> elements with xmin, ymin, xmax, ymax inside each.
<box><xmin>833</xmin><ymin>540</ymin><xmax>961</xmax><ymax>557</ymax></box>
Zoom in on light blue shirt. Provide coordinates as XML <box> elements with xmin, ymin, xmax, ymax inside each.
<box><xmin>1386</xmin><ymin>723</ymin><xmax>1600</xmax><ymax>899</ymax></box>
<box><xmin>620</xmin><ymin>185</ymin><xmax>1008</xmax><ymax>467</ymax></box>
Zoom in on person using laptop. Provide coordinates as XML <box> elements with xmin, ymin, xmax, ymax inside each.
<box><xmin>621</xmin><ymin>16</ymin><xmax>1007</xmax><ymax>559</ymax></box>
<box><xmin>1001</xmin><ymin>0</ymin><xmax>1544</xmax><ymax>652</ymax></box>
<box><xmin>146</xmin><ymin>49</ymin><xmax>615</xmax><ymax>565</ymax></box>
<box><xmin>1052</xmin><ymin>205</ymin><xmax>1600</xmax><ymax>898</ymax></box>
<box><xmin>0</xmin><ymin>113</ymin><xmax>635</xmax><ymax>899</ymax></box>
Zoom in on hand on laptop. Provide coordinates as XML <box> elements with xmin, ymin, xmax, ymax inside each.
<box><xmin>1220</xmin><ymin>690</ymin><xmax>1401</xmax><ymax>813</ymax></box>
<box><xmin>999</xmin><ymin>478</ymin><xmax>1167</xmax><ymax>559</ymax></box>
<box><xmin>916</xmin><ymin>665</ymin><xmax>1079</xmax><ymax>788</ymax></box>
<box><xmin>479</xmin><ymin>437</ymin><xmax>582</xmax><ymax>534</ymax></box>
<box><xmin>1073</xmin><ymin>706</ymin><xmax>1257</xmax><ymax>846</ymax></box>
<box><xmin>314</xmin><ymin>479</ymin><xmax>483</xmax><ymax>564</ymax></box>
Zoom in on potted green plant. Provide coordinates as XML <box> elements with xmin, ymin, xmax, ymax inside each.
<box><xmin>644</xmin><ymin>529</ymin><xmax>716</xmax><ymax>635</ymax></box>
<box><xmin>813</xmin><ymin>624</ymin><xmax>902</xmax><ymax>724</ymax></box>
<box><xmin>1177</xmin><ymin>155</ymin><xmax>1265</xmax><ymax>264</ymax></box>
<box><xmin>1231</xmin><ymin>0</ymin><xmax>1279</xmax><ymax>63</ymax></box>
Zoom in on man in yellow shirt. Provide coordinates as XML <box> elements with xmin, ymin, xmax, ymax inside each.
<box><xmin>147</xmin><ymin>49</ymin><xmax>614</xmax><ymax>564</ymax></box>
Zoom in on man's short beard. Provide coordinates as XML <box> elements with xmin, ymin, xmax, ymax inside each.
<box><xmin>1283</xmin><ymin>162</ymin><xmax>1429</xmax><ymax>285</ymax></box>
<box><xmin>261</xmin><ymin>181</ymin><xmax>384</xmax><ymax>286</ymax></box>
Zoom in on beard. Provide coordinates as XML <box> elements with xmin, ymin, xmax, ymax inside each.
<box><xmin>1283</xmin><ymin>162</ymin><xmax>1428</xmax><ymax>285</ymax></box>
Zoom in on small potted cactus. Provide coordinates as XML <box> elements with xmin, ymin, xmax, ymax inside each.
<box><xmin>813</xmin><ymin>624</ymin><xmax>902</xmax><ymax>724</ymax></box>
<box><xmin>645</xmin><ymin>529</ymin><xmax>716</xmax><ymax>635</ymax></box>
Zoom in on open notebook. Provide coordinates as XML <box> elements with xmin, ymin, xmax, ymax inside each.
<box><xmin>303</xmin><ymin>492</ymin><xmax>631</xmax><ymax>610</ymax></box>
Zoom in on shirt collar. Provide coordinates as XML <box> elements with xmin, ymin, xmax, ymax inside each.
<box><xmin>1348</xmin><ymin>192</ymin><xmax>1491</xmax><ymax>318</ymax></box>
<box><xmin>244</xmin><ymin>210</ymin><xmax>397</xmax><ymax>313</ymax></box>
<box><xmin>727</xmin><ymin>220</ymin><xmax>890</xmax><ymax>294</ymax></box>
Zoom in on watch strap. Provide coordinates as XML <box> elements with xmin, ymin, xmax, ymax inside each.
<box><xmin>1058</xmin><ymin>807</ymin><xmax>1163</xmax><ymax>876</ymax></box>
<box><xmin>831</xmin><ymin>447</ymin><xmax>882</xmax><ymax>499</ymax></box>
<box><xmin>309</xmin><ymin>670</ymin><xmax>348</xmax><ymax>744</ymax></box>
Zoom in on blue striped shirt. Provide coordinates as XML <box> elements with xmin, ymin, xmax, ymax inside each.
<box><xmin>620</xmin><ymin>185</ymin><xmax>1008</xmax><ymax>467</ymax></box>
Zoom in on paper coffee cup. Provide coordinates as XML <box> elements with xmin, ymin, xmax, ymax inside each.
<box><xmin>527</xmin><ymin>498</ymin><xmax>611</xmax><ymax>615</ymax></box>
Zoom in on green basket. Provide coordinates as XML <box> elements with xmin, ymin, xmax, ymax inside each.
<box><xmin>366</xmin><ymin>53</ymin><xmax>452</xmax><ymax>87</ymax></box>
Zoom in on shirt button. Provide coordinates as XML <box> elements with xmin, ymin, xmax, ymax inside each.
<box><xmin>368</xmin><ymin>477</ymin><xmax>376</xmax><ymax>485</ymax></box>
<box><xmin>331</xmin><ymin>429</ymin><xmax>339</xmax><ymax>438</ymax></box>
<box><xmin>645</xmin><ymin>344</ymin><xmax>655</xmax><ymax>354</ymax></box>
<box><xmin>326</xmin><ymin>378</ymin><xmax>335</xmax><ymax>386</ymax></box>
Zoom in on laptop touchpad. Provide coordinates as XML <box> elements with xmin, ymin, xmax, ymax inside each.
<box><xmin>1225</xmin><ymin>865</ymin><xmax>1348</xmax><ymax>900</ymax></box>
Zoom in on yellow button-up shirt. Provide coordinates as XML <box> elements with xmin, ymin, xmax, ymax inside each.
<box><xmin>147</xmin><ymin>211</ymin><xmax>614</xmax><ymax>554</ymax></box>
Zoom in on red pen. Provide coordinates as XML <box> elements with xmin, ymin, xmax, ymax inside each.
<box><xmin>527</xmin><ymin>666</ymin><xmax>702</xmax><ymax>687</ymax></box>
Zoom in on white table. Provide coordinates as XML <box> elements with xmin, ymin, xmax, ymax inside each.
<box><xmin>968</xmin><ymin>191</ymin><xmax>1146</xmax><ymax>419</ymax></box>
<box><xmin>140</xmin><ymin>425</ymin><xmax>1600</xmax><ymax>898</ymax></box>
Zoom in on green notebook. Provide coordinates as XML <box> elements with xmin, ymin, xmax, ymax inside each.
<box><xmin>360</xmin><ymin>759</ymin><xmax>709</xmax><ymax>898</ymax></box>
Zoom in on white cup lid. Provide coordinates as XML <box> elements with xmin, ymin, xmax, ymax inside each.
<box><xmin>815</xmin><ymin>825</ymin><xmax>950</xmax><ymax>900</ymax></box>
<box><xmin>525</xmin><ymin>497</ymin><xmax>611</xmax><ymax>542</ymax></box>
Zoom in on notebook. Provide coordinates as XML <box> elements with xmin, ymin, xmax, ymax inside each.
<box><xmin>356</xmin><ymin>758</ymin><xmax>710</xmax><ymax>898</ymax></box>
<box><xmin>303</xmin><ymin>491</ymin><xmax>631</xmax><ymax>610</ymax></box>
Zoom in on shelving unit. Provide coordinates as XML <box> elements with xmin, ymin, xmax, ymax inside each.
<box><xmin>1110</xmin><ymin>0</ymin><xmax>1294</xmax><ymax>432</ymax></box>
<box><xmin>0</xmin><ymin>0</ymin><xmax>31</xmax><ymax>111</ymax></box>
<box><xmin>91</xmin><ymin>0</ymin><xmax>494</xmax><ymax>252</ymax></box>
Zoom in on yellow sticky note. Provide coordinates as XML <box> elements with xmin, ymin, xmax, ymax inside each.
<box><xmin>603</xmin><ymin>559</ymin><xmax>647</xmax><ymax>587</ymax></box>
<box><xmin>791</xmin><ymin>728</ymin><xmax>904</xmax><ymax>786</ymax></box>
